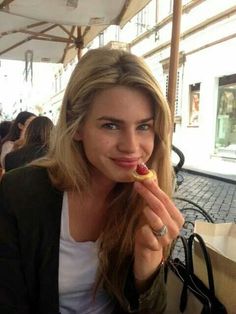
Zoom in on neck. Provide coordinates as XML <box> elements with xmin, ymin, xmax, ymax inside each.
<box><xmin>89</xmin><ymin>168</ymin><xmax>116</xmax><ymax>199</ymax></box>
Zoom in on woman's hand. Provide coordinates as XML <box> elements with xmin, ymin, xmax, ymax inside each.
<box><xmin>133</xmin><ymin>178</ymin><xmax>184</xmax><ymax>291</ymax></box>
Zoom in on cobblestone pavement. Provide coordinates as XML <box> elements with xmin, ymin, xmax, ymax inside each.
<box><xmin>174</xmin><ymin>170</ymin><xmax>236</xmax><ymax>224</ymax></box>
<box><xmin>172</xmin><ymin>170</ymin><xmax>236</xmax><ymax>260</ymax></box>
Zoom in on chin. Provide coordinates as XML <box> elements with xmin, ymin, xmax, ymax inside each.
<box><xmin>114</xmin><ymin>174</ymin><xmax>134</xmax><ymax>183</ymax></box>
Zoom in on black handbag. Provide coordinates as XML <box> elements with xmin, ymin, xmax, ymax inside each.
<box><xmin>164</xmin><ymin>233</ymin><xmax>227</xmax><ymax>314</ymax></box>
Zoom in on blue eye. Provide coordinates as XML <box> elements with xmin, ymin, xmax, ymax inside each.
<box><xmin>137</xmin><ymin>124</ymin><xmax>151</xmax><ymax>131</ymax></box>
<box><xmin>102</xmin><ymin>123</ymin><xmax>119</xmax><ymax>130</ymax></box>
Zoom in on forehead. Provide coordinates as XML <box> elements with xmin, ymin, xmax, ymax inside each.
<box><xmin>89</xmin><ymin>86</ymin><xmax>153</xmax><ymax>117</ymax></box>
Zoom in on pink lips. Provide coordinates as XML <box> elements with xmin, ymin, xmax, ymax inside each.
<box><xmin>112</xmin><ymin>158</ymin><xmax>139</xmax><ymax>169</ymax></box>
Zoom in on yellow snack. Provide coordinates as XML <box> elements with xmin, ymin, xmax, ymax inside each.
<box><xmin>132</xmin><ymin>163</ymin><xmax>156</xmax><ymax>181</ymax></box>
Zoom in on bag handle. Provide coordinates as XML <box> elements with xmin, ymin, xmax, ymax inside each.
<box><xmin>168</xmin><ymin>235</ymin><xmax>191</xmax><ymax>312</ymax></box>
<box><xmin>188</xmin><ymin>233</ymin><xmax>216</xmax><ymax>298</ymax></box>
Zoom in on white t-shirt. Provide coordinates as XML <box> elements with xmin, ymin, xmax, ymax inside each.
<box><xmin>59</xmin><ymin>192</ymin><xmax>115</xmax><ymax>314</ymax></box>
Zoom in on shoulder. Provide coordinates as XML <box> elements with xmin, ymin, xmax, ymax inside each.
<box><xmin>0</xmin><ymin>166</ymin><xmax>63</xmax><ymax>218</ymax></box>
<box><xmin>1</xmin><ymin>165</ymin><xmax>58</xmax><ymax>197</ymax></box>
<box><xmin>1</xmin><ymin>141</ymin><xmax>14</xmax><ymax>156</ymax></box>
<box><xmin>2</xmin><ymin>140</ymin><xmax>14</xmax><ymax>149</ymax></box>
<box><xmin>1</xmin><ymin>140</ymin><xmax>14</xmax><ymax>153</ymax></box>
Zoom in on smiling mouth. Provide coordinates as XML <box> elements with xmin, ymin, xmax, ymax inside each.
<box><xmin>112</xmin><ymin>158</ymin><xmax>139</xmax><ymax>169</ymax></box>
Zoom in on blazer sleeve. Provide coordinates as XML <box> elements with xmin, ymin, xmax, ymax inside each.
<box><xmin>122</xmin><ymin>262</ymin><xmax>167</xmax><ymax>313</ymax></box>
<box><xmin>0</xmin><ymin>175</ymin><xmax>30</xmax><ymax>313</ymax></box>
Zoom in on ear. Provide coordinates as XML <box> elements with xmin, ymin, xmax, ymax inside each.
<box><xmin>73</xmin><ymin>129</ymin><xmax>83</xmax><ymax>141</ymax></box>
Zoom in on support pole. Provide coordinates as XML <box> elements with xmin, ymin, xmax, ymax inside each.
<box><xmin>76</xmin><ymin>26</ymin><xmax>83</xmax><ymax>60</ymax></box>
<box><xmin>167</xmin><ymin>0</ymin><xmax>182</xmax><ymax>130</ymax></box>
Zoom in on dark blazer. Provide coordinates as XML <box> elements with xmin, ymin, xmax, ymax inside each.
<box><xmin>0</xmin><ymin>166</ymin><xmax>166</xmax><ymax>314</ymax></box>
<box><xmin>5</xmin><ymin>144</ymin><xmax>48</xmax><ymax>172</ymax></box>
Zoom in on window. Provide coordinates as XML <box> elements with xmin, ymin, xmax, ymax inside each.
<box><xmin>136</xmin><ymin>7</ymin><xmax>149</xmax><ymax>36</ymax></box>
<box><xmin>58</xmin><ymin>70</ymin><xmax>62</xmax><ymax>91</ymax></box>
<box><xmin>54</xmin><ymin>74</ymin><xmax>58</xmax><ymax>93</ymax></box>
<box><xmin>99</xmin><ymin>32</ymin><xmax>104</xmax><ymax>47</ymax></box>
<box><xmin>189</xmin><ymin>83</ymin><xmax>200</xmax><ymax>126</ymax></box>
<box><xmin>164</xmin><ymin>70</ymin><xmax>182</xmax><ymax>117</ymax></box>
<box><xmin>161</xmin><ymin>53</ymin><xmax>185</xmax><ymax>124</ymax></box>
<box><xmin>215</xmin><ymin>74</ymin><xmax>236</xmax><ymax>157</ymax></box>
<box><xmin>115</xmin><ymin>26</ymin><xmax>120</xmax><ymax>41</ymax></box>
<box><xmin>168</xmin><ymin>0</ymin><xmax>173</xmax><ymax>14</ymax></box>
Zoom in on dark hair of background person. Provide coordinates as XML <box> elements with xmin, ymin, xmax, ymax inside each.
<box><xmin>4</xmin><ymin>116</ymin><xmax>54</xmax><ymax>172</ymax></box>
<box><xmin>2</xmin><ymin>111</ymin><xmax>36</xmax><ymax>144</ymax></box>
<box><xmin>24</xmin><ymin>116</ymin><xmax>54</xmax><ymax>148</ymax></box>
<box><xmin>0</xmin><ymin>120</ymin><xmax>12</xmax><ymax>141</ymax></box>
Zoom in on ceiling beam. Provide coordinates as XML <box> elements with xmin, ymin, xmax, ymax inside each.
<box><xmin>0</xmin><ymin>0</ymin><xmax>15</xmax><ymax>10</ymax></box>
<box><xmin>19</xmin><ymin>29</ymin><xmax>72</xmax><ymax>43</ymax></box>
<box><xmin>58</xmin><ymin>24</ymin><xmax>76</xmax><ymax>40</ymax></box>
<box><xmin>60</xmin><ymin>25</ymin><xmax>76</xmax><ymax>63</ymax></box>
<box><xmin>0</xmin><ymin>24</ymin><xmax>73</xmax><ymax>57</ymax></box>
<box><xmin>0</xmin><ymin>21</ymin><xmax>47</xmax><ymax>37</ymax></box>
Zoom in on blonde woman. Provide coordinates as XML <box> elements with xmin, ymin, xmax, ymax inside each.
<box><xmin>0</xmin><ymin>48</ymin><xmax>184</xmax><ymax>314</ymax></box>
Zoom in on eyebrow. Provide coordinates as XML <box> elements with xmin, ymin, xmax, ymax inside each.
<box><xmin>97</xmin><ymin>116</ymin><xmax>154</xmax><ymax>124</ymax></box>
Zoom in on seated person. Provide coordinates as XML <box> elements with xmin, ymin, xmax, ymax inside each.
<box><xmin>5</xmin><ymin>116</ymin><xmax>53</xmax><ymax>172</ymax></box>
<box><xmin>0</xmin><ymin>48</ymin><xmax>184</xmax><ymax>313</ymax></box>
<box><xmin>0</xmin><ymin>111</ymin><xmax>36</xmax><ymax>167</ymax></box>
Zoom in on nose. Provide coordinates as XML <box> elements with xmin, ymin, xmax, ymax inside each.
<box><xmin>117</xmin><ymin>129</ymin><xmax>138</xmax><ymax>153</ymax></box>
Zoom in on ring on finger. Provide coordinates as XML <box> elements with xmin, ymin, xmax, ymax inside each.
<box><xmin>152</xmin><ymin>224</ymin><xmax>168</xmax><ymax>238</ymax></box>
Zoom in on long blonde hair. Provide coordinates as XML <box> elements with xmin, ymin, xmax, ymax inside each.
<box><xmin>37</xmin><ymin>48</ymin><xmax>173</xmax><ymax>306</ymax></box>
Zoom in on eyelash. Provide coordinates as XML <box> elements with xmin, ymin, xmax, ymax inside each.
<box><xmin>102</xmin><ymin>123</ymin><xmax>118</xmax><ymax>130</ymax></box>
<box><xmin>101</xmin><ymin>123</ymin><xmax>152</xmax><ymax>131</ymax></box>
<box><xmin>137</xmin><ymin>124</ymin><xmax>152</xmax><ymax>131</ymax></box>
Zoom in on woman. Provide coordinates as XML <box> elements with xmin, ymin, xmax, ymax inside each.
<box><xmin>4</xmin><ymin>116</ymin><xmax>54</xmax><ymax>172</ymax></box>
<box><xmin>0</xmin><ymin>111</ymin><xmax>36</xmax><ymax>167</ymax></box>
<box><xmin>0</xmin><ymin>48</ymin><xmax>184</xmax><ymax>313</ymax></box>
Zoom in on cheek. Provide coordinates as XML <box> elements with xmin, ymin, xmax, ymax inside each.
<box><xmin>84</xmin><ymin>137</ymin><xmax>112</xmax><ymax>157</ymax></box>
<box><xmin>145</xmin><ymin>135</ymin><xmax>155</xmax><ymax>152</ymax></box>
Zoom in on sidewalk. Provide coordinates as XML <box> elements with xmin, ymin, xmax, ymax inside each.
<box><xmin>182</xmin><ymin>159</ymin><xmax>236</xmax><ymax>182</ymax></box>
<box><xmin>174</xmin><ymin>171</ymin><xmax>236</xmax><ymax>223</ymax></box>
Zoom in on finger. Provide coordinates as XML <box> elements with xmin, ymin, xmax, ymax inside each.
<box><xmin>143</xmin><ymin>179</ymin><xmax>182</xmax><ymax>220</ymax></box>
<box><xmin>145</xmin><ymin>180</ymin><xmax>183</xmax><ymax>220</ymax></box>
<box><xmin>143</xmin><ymin>207</ymin><xmax>180</xmax><ymax>241</ymax></box>
<box><xmin>135</xmin><ymin>224</ymin><xmax>162</xmax><ymax>251</ymax></box>
<box><xmin>135</xmin><ymin>181</ymin><xmax>184</xmax><ymax>228</ymax></box>
<box><xmin>134</xmin><ymin>181</ymin><xmax>174</xmax><ymax>224</ymax></box>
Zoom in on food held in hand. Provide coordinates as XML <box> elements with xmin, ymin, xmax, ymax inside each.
<box><xmin>132</xmin><ymin>163</ymin><xmax>156</xmax><ymax>181</ymax></box>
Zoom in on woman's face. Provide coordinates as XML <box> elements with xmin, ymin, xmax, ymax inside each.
<box><xmin>76</xmin><ymin>86</ymin><xmax>155</xmax><ymax>183</ymax></box>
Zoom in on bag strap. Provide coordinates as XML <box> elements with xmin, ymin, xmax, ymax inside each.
<box><xmin>188</xmin><ymin>233</ymin><xmax>216</xmax><ymax>298</ymax></box>
<box><xmin>168</xmin><ymin>235</ymin><xmax>190</xmax><ymax>312</ymax></box>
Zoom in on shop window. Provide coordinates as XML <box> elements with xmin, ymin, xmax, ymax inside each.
<box><xmin>189</xmin><ymin>83</ymin><xmax>200</xmax><ymax>126</ymax></box>
<box><xmin>215</xmin><ymin>74</ymin><xmax>236</xmax><ymax>158</ymax></box>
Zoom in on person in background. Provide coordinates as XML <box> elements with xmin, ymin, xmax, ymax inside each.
<box><xmin>0</xmin><ymin>120</ymin><xmax>12</xmax><ymax>178</ymax></box>
<box><xmin>0</xmin><ymin>120</ymin><xmax>12</xmax><ymax>143</ymax></box>
<box><xmin>0</xmin><ymin>111</ymin><xmax>36</xmax><ymax>168</ymax></box>
<box><xmin>0</xmin><ymin>120</ymin><xmax>12</xmax><ymax>153</ymax></box>
<box><xmin>5</xmin><ymin>116</ymin><xmax>54</xmax><ymax>172</ymax></box>
<box><xmin>0</xmin><ymin>48</ymin><xmax>184</xmax><ymax>314</ymax></box>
